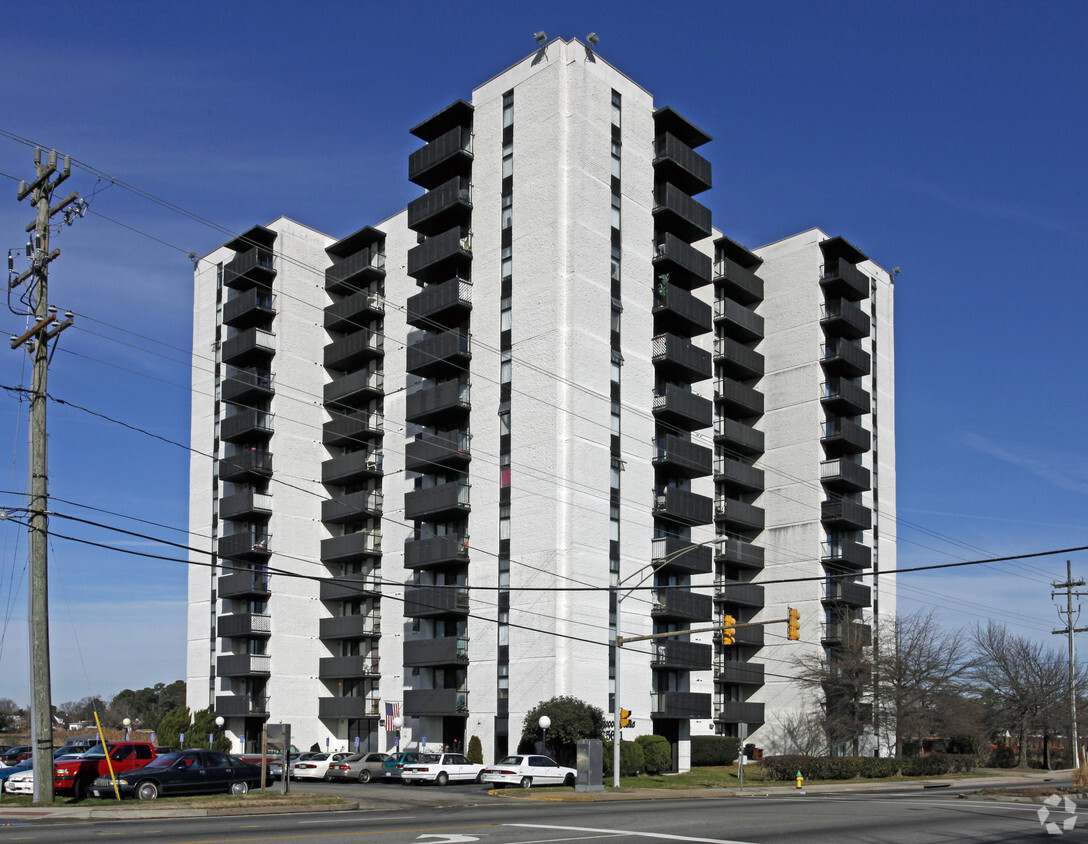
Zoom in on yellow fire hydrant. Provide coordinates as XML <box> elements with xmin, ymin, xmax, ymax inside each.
<box><xmin>795</xmin><ymin>771</ymin><xmax>804</xmax><ymax>790</ymax></box>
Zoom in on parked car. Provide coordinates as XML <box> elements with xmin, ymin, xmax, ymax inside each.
<box><xmin>379</xmin><ymin>751</ymin><xmax>432</xmax><ymax>781</ymax></box>
<box><xmin>0</xmin><ymin>759</ymin><xmax>32</xmax><ymax>788</ymax></box>
<box><xmin>326</xmin><ymin>752</ymin><xmax>389</xmax><ymax>783</ymax></box>
<box><xmin>290</xmin><ymin>752</ymin><xmax>352</xmax><ymax>781</ymax></box>
<box><xmin>3</xmin><ymin>767</ymin><xmax>34</xmax><ymax>794</ymax></box>
<box><xmin>90</xmin><ymin>750</ymin><xmax>267</xmax><ymax>800</ymax></box>
<box><xmin>54</xmin><ymin>741</ymin><xmax>157</xmax><ymax>797</ymax></box>
<box><xmin>153</xmin><ymin>746</ymin><xmax>181</xmax><ymax>755</ymax></box>
<box><xmin>401</xmin><ymin>752</ymin><xmax>484</xmax><ymax>785</ymax></box>
<box><xmin>0</xmin><ymin>745</ymin><xmax>31</xmax><ymax>766</ymax></box>
<box><xmin>481</xmin><ymin>755</ymin><xmax>576</xmax><ymax>789</ymax></box>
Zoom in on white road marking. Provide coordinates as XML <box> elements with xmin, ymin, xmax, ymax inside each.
<box><xmin>505</xmin><ymin>824</ymin><xmax>756</xmax><ymax>844</ymax></box>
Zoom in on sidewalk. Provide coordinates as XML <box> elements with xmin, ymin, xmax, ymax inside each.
<box><xmin>0</xmin><ymin>770</ymin><xmax>1072</xmax><ymax>821</ymax></box>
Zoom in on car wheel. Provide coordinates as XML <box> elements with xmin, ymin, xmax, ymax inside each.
<box><xmin>436</xmin><ymin>771</ymin><xmax>449</xmax><ymax>786</ymax></box>
<box><xmin>230</xmin><ymin>781</ymin><xmax>249</xmax><ymax>795</ymax></box>
<box><xmin>520</xmin><ymin>776</ymin><xmax>532</xmax><ymax>789</ymax></box>
<box><xmin>79</xmin><ymin>777</ymin><xmax>97</xmax><ymax>800</ymax></box>
<box><xmin>136</xmin><ymin>781</ymin><xmax>159</xmax><ymax>801</ymax></box>
<box><xmin>564</xmin><ymin>772</ymin><xmax>575</xmax><ymax>787</ymax></box>
<box><xmin>476</xmin><ymin>770</ymin><xmax>486</xmax><ymax>784</ymax></box>
<box><xmin>359</xmin><ymin>769</ymin><xmax>372</xmax><ymax>783</ymax></box>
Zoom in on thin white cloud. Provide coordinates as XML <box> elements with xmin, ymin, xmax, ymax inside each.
<box><xmin>962</xmin><ymin>432</ymin><xmax>1088</xmax><ymax>496</ymax></box>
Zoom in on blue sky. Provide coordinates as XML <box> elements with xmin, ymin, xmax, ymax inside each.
<box><xmin>1</xmin><ymin>0</ymin><xmax>1086</xmax><ymax>706</ymax></box>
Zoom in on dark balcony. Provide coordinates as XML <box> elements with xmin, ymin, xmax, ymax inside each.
<box><xmin>320</xmin><ymin>573</ymin><xmax>381</xmax><ymax>602</ymax></box>
<box><xmin>406</xmin><ymin>330</ymin><xmax>471</xmax><ymax>377</ymax></box>
<box><xmin>407</xmin><ymin>176</ymin><xmax>473</xmax><ymax>236</ymax></box>
<box><xmin>404</xmin><ymin>481</ymin><xmax>470</xmax><ymax>521</ymax></box>
<box><xmin>824</xmin><ymin>622</ymin><xmax>872</xmax><ymax>646</ymax></box>
<box><xmin>218</xmin><ymin>613</ymin><xmax>272</xmax><ymax>639</ymax></box>
<box><xmin>822</xmin><ymin>418</ymin><xmax>871</xmax><ymax>455</ymax></box>
<box><xmin>653</xmin><ymin>487</ymin><xmax>713</xmax><ymax>527</ymax></box>
<box><xmin>714</xmin><ymin>298</ymin><xmax>763</xmax><ymax>343</ymax></box>
<box><xmin>715</xmin><ymin>377</ymin><xmax>764</xmax><ymax>418</ymax></box>
<box><xmin>407</xmin><ymin>277</ymin><xmax>473</xmax><ymax>329</ymax></box>
<box><xmin>653</xmin><ymin>434</ymin><xmax>712</xmax><ymax>479</ymax></box>
<box><xmin>224</xmin><ymin>247</ymin><xmax>276</xmax><ymax>291</ymax></box>
<box><xmin>652</xmin><ymin>384</ymin><xmax>712</xmax><ymax>432</ymax></box>
<box><xmin>222</xmin><ymin>328</ymin><xmax>275</xmax><ymax>367</ymax></box>
<box><xmin>404</xmin><ymin>688</ymin><xmax>469</xmax><ymax>717</ymax></box>
<box><xmin>825</xmin><ymin>580</ymin><xmax>872</xmax><ymax>608</ymax></box>
<box><xmin>714</xmin><ymin>456</ymin><xmax>763</xmax><ymax>494</ymax></box>
<box><xmin>320</xmin><ymin>532</ymin><xmax>382</xmax><ymax>566</ymax></box>
<box><xmin>404</xmin><ymin>585</ymin><xmax>470</xmax><ymax>618</ymax></box>
<box><xmin>652</xmin><ymin>333</ymin><xmax>712</xmax><ymax>383</ymax></box>
<box><xmin>324</xmin><ymin>410</ymin><xmax>382</xmax><ymax>449</ymax></box>
<box><xmin>650</xmin><ymin>640</ymin><xmax>713</xmax><ymax>671</ymax></box>
<box><xmin>714</xmin><ymin>498</ymin><xmax>765</xmax><ymax>532</ymax></box>
<box><xmin>325</xmin><ymin>248</ymin><xmax>386</xmax><ymax>295</ymax></box>
<box><xmin>716</xmin><ymin>538</ymin><xmax>764</xmax><ymax>571</ymax></box>
<box><xmin>324</xmin><ymin>368</ymin><xmax>383</xmax><ymax>409</ymax></box>
<box><xmin>820</xmin><ymin>458</ymin><xmax>871</xmax><ymax>493</ymax></box>
<box><xmin>653</xmin><ymin>283</ymin><xmax>712</xmax><ymax>338</ymax></box>
<box><xmin>651</xmin><ymin>589</ymin><xmax>714</xmax><ymax>622</ymax></box>
<box><xmin>821</xmin><ymin>539</ymin><xmax>872</xmax><ymax>571</ymax></box>
<box><xmin>218</xmin><ymin>531</ymin><xmax>271</xmax><ymax>562</ymax></box>
<box><xmin>325</xmin><ymin>291</ymin><xmax>385</xmax><ymax>333</ymax></box>
<box><xmin>653</xmin><ymin>232</ymin><xmax>712</xmax><ymax>290</ymax></box>
<box><xmin>319</xmin><ymin>615</ymin><xmax>381</xmax><ymax>641</ymax></box>
<box><xmin>405</xmin><ymin>534</ymin><xmax>470</xmax><ymax>570</ymax></box>
<box><xmin>322</xmin><ymin>449</ymin><xmax>383</xmax><ymax>485</ymax></box>
<box><xmin>716</xmin><ymin>701</ymin><xmax>765</xmax><ymax>725</ymax></box>
<box><xmin>215</xmin><ymin>694</ymin><xmax>268</xmax><ymax>718</ymax></box>
<box><xmin>216</xmin><ymin>654</ymin><xmax>270</xmax><ymax>677</ymax></box>
<box><xmin>219</xmin><ymin>449</ymin><xmax>272</xmax><ymax>483</ymax></box>
<box><xmin>407</xmin><ymin>227</ymin><xmax>472</xmax><ymax>283</ymax></box>
<box><xmin>821</xmin><ymin>298</ymin><xmax>870</xmax><ymax>340</ymax></box>
<box><xmin>714</xmin><ymin>417</ymin><xmax>763</xmax><ymax>456</ymax></box>
<box><xmin>651</xmin><ymin>535</ymin><xmax>712</xmax><ymax>576</ymax></box>
<box><xmin>220</xmin><ymin>410</ymin><xmax>273</xmax><ymax>444</ymax></box>
<box><xmin>713</xmin><ymin>256</ymin><xmax>764</xmax><ymax>306</ymax></box>
<box><xmin>650</xmin><ymin>691</ymin><xmax>711</xmax><ymax>720</ymax></box>
<box><xmin>821</xmin><ymin>379</ymin><xmax>870</xmax><ymax>417</ymax></box>
<box><xmin>405</xmin><ymin>430</ymin><xmax>471</xmax><ymax>473</ymax></box>
<box><xmin>653</xmin><ymin>132</ymin><xmax>712</xmax><ymax>195</ymax></box>
<box><xmin>409</xmin><ymin>124</ymin><xmax>474</xmax><ymax>190</ymax></box>
<box><xmin>318</xmin><ymin>655</ymin><xmax>380</xmax><ymax>680</ymax></box>
<box><xmin>716</xmin><ymin>580</ymin><xmax>764</xmax><ymax>609</ymax></box>
<box><xmin>405</xmin><ymin>379</ymin><xmax>470</xmax><ymax>425</ymax></box>
<box><xmin>324</xmin><ymin>329</ymin><xmax>383</xmax><ymax>371</ymax></box>
<box><xmin>222</xmin><ymin>369</ymin><xmax>275</xmax><ymax>406</ymax></box>
<box><xmin>218</xmin><ymin>570</ymin><xmax>271</xmax><ymax>600</ymax></box>
<box><xmin>735</xmin><ymin>624</ymin><xmax>765</xmax><ymax>647</ymax></box>
<box><xmin>404</xmin><ymin>636</ymin><xmax>469</xmax><ymax>668</ymax></box>
<box><xmin>318</xmin><ymin>697</ymin><xmax>380</xmax><ymax>719</ymax></box>
<box><xmin>714</xmin><ymin>336</ymin><xmax>763</xmax><ymax>380</ymax></box>
<box><xmin>822</xmin><ymin>498</ymin><xmax>872</xmax><ymax>531</ymax></box>
<box><xmin>715</xmin><ymin>662</ymin><xmax>764</xmax><ymax>686</ymax></box>
<box><xmin>219</xmin><ymin>490</ymin><xmax>272</xmax><ymax>521</ymax></box>
<box><xmin>321</xmin><ymin>490</ymin><xmax>383</xmax><ymax>525</ymax></box>
<box><xmin>223</xmin><ymin>289</ymin><xmax>276</xmax><ymax>328</ymax></box>
<box><xmin>822</xmin><ymin>338</ymin><xmax>871</xmax><ymax>378</ymax></box>
<box><xmin>821</xmin><ymin>257</ymin><xmax>870</xmax><ymax>302</ymax></box>
<box><xmin>653</xmin><ymin>183</ymin><xmax>712</xmax><ymax>243</ymax></box>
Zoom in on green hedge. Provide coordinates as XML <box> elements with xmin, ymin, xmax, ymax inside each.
<box><xmin>602</xmin><ymin>739</ymin><xmax>644</xmax><ymax>777</ymax></box>
<box><xmin>762</xmin><ymin>753</ymin><xmax>975</xmax><ymax>781</ymax></box>
<box><xmin>637</xmin><ymin>735</ymin><xmax>672</xmax><ymax>775</ymax></box>
<box><xmin>691</xmin><ymin>736</ymin><xmax>741</xmax><ymax>767</ymax></box>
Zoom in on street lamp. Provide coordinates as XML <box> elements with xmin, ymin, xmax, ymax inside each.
<box><xmin>538</xmin><ymin>716</ymin><xmax>551</xmax><ymax>756</ymax></box>
<box><xmin>215</xmin><ymin>716</ymin><xmax>225</xmax><ymax>751</ymax></box>
<box><xmin>122</xmin><ymin>718</ymin><xmax>131</xmax><ymax>741</ymax></box>
<box><xmin>392</xmin><ymin>716</ymin><xmax>403</xmax><ymax>750</ymax></box>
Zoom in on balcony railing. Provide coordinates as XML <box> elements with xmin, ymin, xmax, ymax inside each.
<box><xmin>404</xmin><ymin>688</ymin><xmax>470</xmax><ymax>716</ymax></box>
<box><xmin>406</xmin><ymin>330</ymin><xmax>471</xmax><ymax>377</ymax></box>
<box><xmin>216</xmin><ymin>654</ymin><xmax>271</xmax><ymax>677</ymax></box>
<box><xmin>321</xmin><ymin>489</ymin><xmax>383</xmax><ymax>524</ymax></box>
<box><xmin>405</xmin><ymin>379</ymin><xmax>470</xmax><ymax>425</ymax></box>
<box><xmin>715</xmin><ymin>701</ymin><xmax>765</xmax><ymax>725</ymax></box>
<box><xmin>715</xmin><ymin>579</ymin><xmax>764</xmax><ymax>608</ymax></box>
<box><xmin>652</xmin><ymin>183</ymin><xmax>712</xmax><ymax>242</ymax></box>
<box><xmin>406</xmin><ymin>176</ymin><xmax>473</xmax><ymax>236</ymax></box>
<box><xmin>820</xmin><ymin>298</ymin><xmax>870</xmax><ymax>340</ymax></box>
<box><xmin>651</xmin><ymin>535</ymin><xmax>712</xmax><ymax>575</ymax></box>
<box><xmin>215</xmin><ymin>694</ymin><xmax>268</xmax><ymax>718</ymax></box>
<box><xmin>324</xmin><ymin>367</ymin><xmax>383</xmax><ymax>409</ymax></box>
<box><xmin>320</xmin><ymin>532</ymin><xmax>382</xmax><ymax>565</ymax></box>
<box><xmin>408</xmin><ymin>125</ymin><xmax>474</xmax><ymax>189</ymax></box>
<box><xmin>224</xmin><ymin>247</ymin><xmax>275</xmax><ymax>290</ymax></box>
<box><xmin>404</xmin><ymin>480</ymin><xmax>470</xmax><ymax>521</ymax></box>
<box><xmin>218</xmin><ymin>530</ymin><xmax>271</xmax><ymax>561</ymax></box>
<box><xmin>714</xmin><ymin>336</ymin><xmax>764</xmax><ymax>380</ymax></box>
<box><xmin>715</xmin><ymin>662</ymin><xmax>764</xmax><ymax>686</ymax></box>
<box><xmin>221</xmin><ymin>369</ymin><xmax>275</xmax><ymax>406</ymax></box>
<box><xmin>714</xmin><ymin>498</ymin><xmax>765</xmax><ymax>531</ymax></box>
<box><xmin>405</xmin><ymin>430</ymin><xmax>471</xmax><ymax>473</ymax></box>
<box><xmin>406</xmin><ymin>277</ymin><xmax>472</xmax><ymax>328</ymax></box>
<box><xmin>653</xmin><ymin>132</ymin><xmax>712</xmax><ymax>195</ymax></box>
<box><xmin>326</xmin><ymin>248</ymin><xmax>386</xmax><ymax>294</ymax></box>
<box><xmin>323</xmin><ymin>410</ymin><xmax>383</xmax><ymax>447</ymax></box>
<box><xmin>324</xmin><ymin>329</ymin><xmax>384</xmax><ymax>371</ymax></box>
<box><xmin>651</xmin><ymin>589</ymin><xmax>714</xmax><ymax>622</ymax></box>
<box><xmin>404</xmin><ymin>585</ymin><xmax>470</xmax><ymax>617</ymax></box>
<box><xmin>713</xmin><ymin>298</ymin><xmax>763</xmax><ymax>342</ymax></box>
<box><xmin>821</xmin><ymin>418</ymin><xmax>871</xmax><ymax>455</ymax></box>
<box><xmin>407</xmin><ymin>227</ymin><xmax>472</xmax><ymax>283</ymax></box>
<box><xmin>653</xmin><ymin>487</ymin><xmax>713</xmax><ymax>526</ymax></box>
<box><xmin>713</xmin><ymin>256</ymin><xmax>763</xmax><ymax>305</ymax></box>
<box><xmin>653</xmin><ymin>283</ymin><xmax>712</xmax><ymax>338</ymax></box>
<box><xmin>713</xmin><ymin>456</ymin><xmax>763</xmax><ymax>493</ymax></box>
<box><xmin>714</xmin><ymin>417</ymin><xmax>763</xmax><ymax>455</ymax></box>
<box><xmin>821</xmin><ymin>257</ymin><xmax>869</xmax><ymax>302</ymax></box>
<box><xmin>218</xmin><ymin>612</ymin><xmax>272</xmax><ymax>638</ymax></box>
<box><xmin>820</xmin><ymin>458</ymin><xmax>871</xmax><ymax>492</ymax></box>
<box><xmin>404</xmin><ymin>636</ymin><xmax>470</xmax><ymax>667</ymax></box>
<box><xmin>404</xmin><ymin>534</ymin><xmax>470</xmax><ymax>569</ymax></box>
<box><xmin>219</xmin><ymin>490</ymin><xmax>273</xmax><ymax>521</ymax></box>
<box><xmin>821</xmin><ymin>498</ymin><xmax>872</xmax><ymax>531</ymax></box>
<box><xmin>825</xmin><ymin>579</ymin><xmax>872</xmax><ymax>608</ymax></box>
<box><xmin>652</xmin><ymin>333</ymin><xmax>712</xmax><ymax>383</ymax></box>
<box><xmin>822</xmin><ymin>338</ymin><xmax>870</xmax><ymax>378</ymax></box>
<box><xmin>653</xmin><ymin>434</ymin><xmax>712</xmax><ymax>479</ymax></box>
<box><xmin>321</xmin><ymin>448</ymin><xmax>383</xmax><ymax>485</ymax></box>
<box><xmin>650</xmin><ymin>691</ymin><xmax>711</xmax><ymax>720</ymax></box>
<box><xmin>319</xmin><ymin>615</ymin><xmax>381</xmax><ymax>640</ymax></box>
<box><xmin>651</xmin><ymin>384</ymin><xmax>712</xmax><ymax>432</ymax></box>
<box><xmin>218</xmin><ymin>571</ymin><xmax>271</xmax><ymax>600</ymax></box>
<box><xmin>821</xmin><ymin>379</ymin><xmax>870</xmax><ymax>417</ymax></box>
<box><xmin>715</xmin><ymin>537</ymin><xmax>764</xmax><ymax>570</ymax></box>
<box><xmin>325</xmin><ymin>290</ymin><xmax>385</xmax><ymax>332</ymax></box>
<box><xmin>650</xmin><ymin>640</ymin><xmax>713</xmax><ymax>671</ymax></box>
<box><xmin>653</xmin><ymin>232</ymin><xmax>712</xmax><ymax>289</ymax></box>
<box><xmin>221</xmin><ymin>328</ymin><xmax>275</xmax><ymax>366</ymax></box>
<box><xmin>318</xmin><ymin>655</ymin><xmax>380</xmax><ymax>680</ymax></box>
<box><xmin>715</xmin><ymin>377</ymin><xmax>764</xmax><ymax>418</ymax></box>
<box><xmin>223</xmin><ymin>289</ymin><xmax>275</xmax><ymax>328</ymax></box>
<box><xmin>821</xmin><ymin>538</ymin><xmax>872</xmax><ymax>570</ymax></box>
<box><xmin>219</xmin><ymin>449</ymin><xmax>273</xmax><ymax>482</ymax></box>
<box><xmin>318</xmin><ymin>697</ymin><xmax>381</xmax><ymax>719</ymax></box>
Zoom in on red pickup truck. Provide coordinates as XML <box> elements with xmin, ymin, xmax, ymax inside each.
<box><xmin>54</xmin><ymin>742</ymin><xmax>157</xmax><ymax>797</ymax></box>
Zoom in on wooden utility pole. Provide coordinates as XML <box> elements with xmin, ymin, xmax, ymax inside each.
<box><xmin>1052</xmin><ymin>560</ymin><xmax>1088</xmax><ymax>770</ymax></box>
<box><xmin>12</xmin><ymin>148</ymin><xmax>78</xmax><ymax>802</ymax></box>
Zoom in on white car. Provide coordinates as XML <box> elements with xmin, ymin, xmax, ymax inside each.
<box><xmin>400</xmin><ymin>752</ymin><xmax>484</xmax><ymax>785</ymax></box>
<box><xmin>291</xmin><ymin>752</ymin><xmax>352</xmax><ymax>780</ymax></box>
<box><xmin>481</xmin><ymin>754</ymin><xmax>576</xmax><ymax>789</ymax></box>
<box><xmin>2</xmin><ymin>768</ymin><xmax>34</xmax><ymax>794</ymax></box>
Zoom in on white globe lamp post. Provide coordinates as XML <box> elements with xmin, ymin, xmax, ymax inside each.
<box><xmin>538</xmin><ymin>716</ymin><xmax>551</xmax><ymax>755</ymax></box>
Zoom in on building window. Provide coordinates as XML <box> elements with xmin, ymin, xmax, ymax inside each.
<box><xmin>503</xmin><ymin>91</ymin><xmax>513</xmax><ymax>128</ymax></box>
<box><xmin>611</xmin><ymin>90</ymin><xmax>621</xmax><ymax>127</ymax></box>
<box><xmin>502</xmin><ymin>142</ymin><xmax>513</xmax><ymax>178</ymax></box>
<box><xmin>501</xmin><ymin>193</ymin><xmax>512</xmax><ymax>229</ymax></box>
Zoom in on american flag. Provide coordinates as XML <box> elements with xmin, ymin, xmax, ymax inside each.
<box><xmin>385</xmin><ymin>701</ymin><xmax>400</xmax><ymax>732</ymax></box>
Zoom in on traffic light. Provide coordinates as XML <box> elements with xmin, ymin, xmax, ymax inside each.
<box><xmin>722</xmin><ymin>614</ymin><xmax>736</xmax><ymax>646</ymax></box>
<box><xmin>788</xmin><ymin>607</ymin><xmax>801</xmax><ymax>641</ymax></box>
<box><xmin>620</xmin><ymin>708</ymin><xmax>631</xmax><ymax>728</ymax></box>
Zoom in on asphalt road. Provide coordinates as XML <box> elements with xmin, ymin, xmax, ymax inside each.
<box><xmin>3</xmin><ymin>782</ymin><xmax>1086</xmax><ymax>843</ymax></box>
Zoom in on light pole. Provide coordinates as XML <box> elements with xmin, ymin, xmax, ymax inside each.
<box><xmin>215</xmin><ymin>716</ymin><xmax>225</xmax><ymax>750</ymax></box>
<box><xmin>538</xmin><ymin>716</ymin><xmax>551</xmax><ymax>756</ymax></box>
<box><xmin>122</xmin><ymin>718</ymin><xmax>131</xmax><ymax>741</ymax></box>
<box><xmin>392</xmin><ymin>716</ymin><xmax>403</xmax><ymax>750</ymax></box>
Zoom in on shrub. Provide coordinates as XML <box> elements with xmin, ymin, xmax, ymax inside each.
<box><xmin>857</xmin><ymin>757</ymin><xmax>898</xmax><ymax>778</ymax></box>
<box><xmin>466</xmin><ymin>735</ymin><xmax>483</xmax><ymax>765</ymax></box>
<box><xmin>637</xmin><ymin>734</ymin><xmax>671</xmax><ymax>774</ymax></box>
<box><xmin>691</xmin><ymin>735</ymin><xmax>741</xmax><ymax>767</ymax></box>
<box><xmin>602</xmin><ymin>739</ymin><xmax>644</xmax><ymax>777</ymax></box>
<box><xmin>992</xmin><ymin>746</ymin><xmax>1017</xmax><ymax>769</ymax></box>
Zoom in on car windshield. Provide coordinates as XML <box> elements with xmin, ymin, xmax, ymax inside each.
<box><xmin>497</xmin><ymin>756</ymin><xmax>524</xmax><ymax>765</ymax></box>
<box><xmin>144</xmin><ymin>753</ymin><xmax>182</xmax><ymax>768</ymax></box>
<box><xmin>82</xmin><ymin>744</ymin><xmax>109</xmax><ymax>759</ymax></box>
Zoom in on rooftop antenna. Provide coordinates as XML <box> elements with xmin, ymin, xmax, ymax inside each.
<box><xmin>533</xmin><ymin>31</ymin><xmax>547</xmax><ymax>45</ymax></box>
<box><xmin>587</xmin><ymin>32</ymin><xmax>599</xmax><ymax>46</ymax></box>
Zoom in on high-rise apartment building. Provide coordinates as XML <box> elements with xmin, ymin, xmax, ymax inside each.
<box><xmin>188</xmin><ymin>38</ymin><xmax>895</xmax><ymax>768</ymax></box>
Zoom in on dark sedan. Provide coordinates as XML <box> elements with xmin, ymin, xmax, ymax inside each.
<box><xmin>91</xmin><ymin>749</ymin><xmax>267</xmax><ymax>800</ymax></box>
